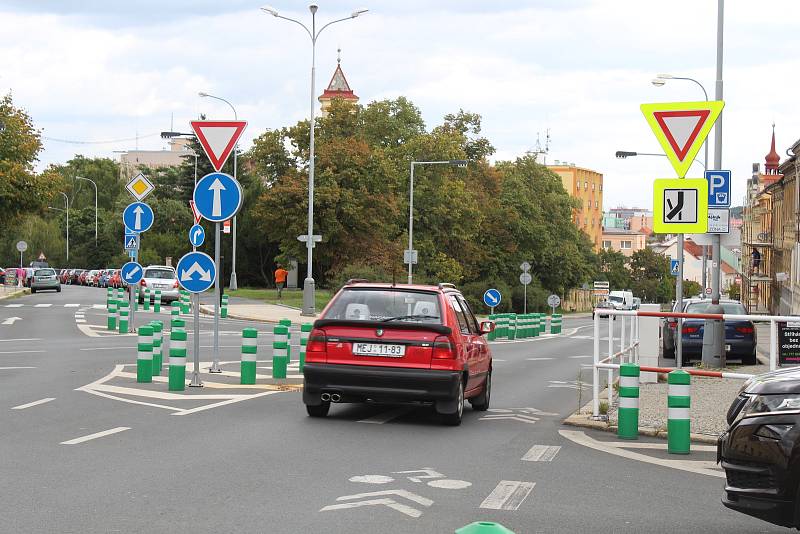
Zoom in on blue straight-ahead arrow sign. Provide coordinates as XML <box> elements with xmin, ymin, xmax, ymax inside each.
<box><xmin>193</xmin><ymin>172</ymin><xmax>243</xmax><ymax>223</ymax></box>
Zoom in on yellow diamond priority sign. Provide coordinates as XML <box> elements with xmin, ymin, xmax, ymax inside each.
<box><xmin>653</xmin><ymin>178</ymin><xmax>708</xmax><ymax>234</ymax></box>
<box><xmin>126</xmin><ymin>172</ymin><xmax>155</xmax><ymax>201</ymax></box>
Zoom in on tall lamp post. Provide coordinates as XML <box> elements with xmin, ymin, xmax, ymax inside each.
<box><xmin>76</xmin><ymin>176</ymin><xmax>98</xmax><ymax>243</ymax></box>
<box><xmin>407</xmin><ymin>160</ymin><xmax>468</xmax><ymax>284</ymax></box>
<box><xmin>199</xmin><ymin>91</ymin><xmax>240</xmax><ymax>290</ymax></box>
<box><xmin>47</xmin><ymin>192</ymin><xmax>70</xmax><ymax>263</ymax></box>
<box><xmin>262</xmin><ymin>4</ymin><xmax>369</xmax><ymax>316</ymax></box>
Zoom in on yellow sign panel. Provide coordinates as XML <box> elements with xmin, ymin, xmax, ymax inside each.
<box><xmin>653</xmin><ymin>178</ymin><xmax>708</xmax><ymax>234</ymax></box>
<box><xmin>126</xmin><ymin>172</ymin><xmax>155</xmax><ymax>201</ymax></box>
<box><xmin>640</xmin><ymin>101</ymin><xmax>724</xmax><ymax>177</ymax></box>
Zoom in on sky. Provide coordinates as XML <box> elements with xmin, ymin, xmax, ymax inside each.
<box><xmin>1</xmin><ymin>0</ymin><xmax>799</xmax><ymax>210</ymax></box>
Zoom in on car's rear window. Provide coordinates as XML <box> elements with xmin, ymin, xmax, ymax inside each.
<box><xmin>324</xmin><ymin>289</ymin><xmax>442</xmax><ymax>323</ymax></box>
<box><xmin>35</xmin><ymin>269</ymin><xmax>56</xmax><ymax>276</ymax></box>
<box><xmin>144</xmin><ymin>269</ymin><xmax>176</xmax><ymax>280</ymax></box>
<box><xmin>685</xmin><ymin>301</ymin><xmax>747</xmax><ymax>315</ymax></box>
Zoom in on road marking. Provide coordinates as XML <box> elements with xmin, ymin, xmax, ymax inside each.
<box><xmin>480</xmin><ymin>414</ymin><xmax>539</xmax><ymax>424</ymax></box>
<box><xmin>350</xmin><ymin>475</ymin><xmax>395</xmax><ymax>484</ymax></box>
<box><xmin>522</xmin><ymin>445</ymin><xmax>561</xmax><ymax>462</ymax></box>
<box><xmin>61</xmin><ymin>426</ymin><xmax>130</xmax><ymax>445</ymax></box>
<box><xmin>0</xmin><ymin>351</ymin><xmax>44</xmax><ymax>355</ymax></box>
<box><xmin>0</xmin><ymin>338</ymin><xmax>41</xmax><ymax>342</ymax></box>
<box><xmin>1</xmin><ymin>317</ymin><xmax>22</xmax><ymax>325</ymax></box>
<box><xmin>34</xmin><ymin>304</ymin><xmax>52</xmax><ymax>308</ymax></box>
<box><xmin>0</xmin><ymin>366</ymin><xmax>37</xmax><ymax>370</ymax></box>
<box><xmin>479</xmin><ymin>481</ymin><xmax>535</xmax><ymax>510</ymax></box>
<box><xmin>357</xmin><ymin>407</ymin><xmax>413</xmax><ymax>424</ymax></box>
<box><xmin>64</xmin><ymin>304</ymin><xmax>80</xmax><ymax>308</ymax></box>
<box><xmin>4</xmin><ymin>304</ymin><xmax>22</xmax><ymax>308</ymax></box>
<box><xmin>12</xmin><ymin>397</ymin><xmax>55</xmax><ymax>410</ymax></box>
<box><xmin>320</xmin><ymin>490</ymin><xmax>433</xmax><ymax>518</ymax></box>
<box><xmin>568</xmin><ymin>355</ymin><xmax>593</xmax><ymax>359</ymax></box>
<box><xmin>92</xmin><ymin>304</ymin><xmax>106</xmax><ymax>309</ymax></box>
<box><xmin>558</xmin><ymin>430</ymin><xmax>724</xmax><ymax>478</ymax></box>
<box><xmin>548</xmin><ymin>380</ymin><xmax>590</xmax><ymax>390</ymax></box>
<box><xmin>427</xmin><ymin>479</ymin><xmax>472</xmax><ymax>489</ymax></box>
<box><xmin>526</xmin><ymin>357</ymin><xmax>553</xmax><ymax>361</ymax></box>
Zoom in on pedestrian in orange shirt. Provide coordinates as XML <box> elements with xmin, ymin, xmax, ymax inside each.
<box><xmin>274</xmin><ymin>265</ymin><xmax>289</xmax><ymax>299</ymax></box>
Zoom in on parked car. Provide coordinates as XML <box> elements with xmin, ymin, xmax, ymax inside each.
<box><xmin>719</xmin><ymin>367</ymin><xmax>800</xmax><ymax>529</ymax></box>
<box><xmin>61</xmin><ymin>269</ymin><xmax>73</xmax><ymax>284</ymax></box>
<box><xmin>674</xmin><ymin>300</ymin><xmax>757</xmax><ymax>364</ymax></box>
<box><xmin>661</xmin><ymin>298</ymin><xmax>701</xmax><ymax>359</ymax></box>
<box><xmin>109</xmin><ymin>270</ymin><xmax>122</xmax><ymax>289</ymax></box>
<box><xmin>608</xmin><ymin>290</ymin><xmax>635</xmax><ymax>310</ymax></box>
<box><xmin>138</xmin><ymin>266</ymin><xmax>179</xmax><ymax>303</ymax></box>
<box><xmin>70</xmin><ymin>269</ymin><xmax>85</xmax><ymax>285</ymax></box>
<box><xmin>78</xmin><ymin>270</ymin><xmax>91</xmax><ymax>286</ymax></box>
<box><xmin>30</xmin><ymin>268</ymin><xmax>61</xmax><ymax>293</ymax></box>
<box><xmin>302</xmin><ymin>281</ymin><xmax>494</xmax><ymax>425</ymax></box>
<box><xmin>0</xmin><ymin>267</ymin><xmax>5</xmax><ymax>285</ymax></box>
<box><xmin>592</xmin><ymin>300</ymin><xmax>615</xmax><ymax>320</ymax></box>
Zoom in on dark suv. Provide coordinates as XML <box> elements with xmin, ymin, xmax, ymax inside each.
<box><xmin>303</xmin><ymin>281</ymin><xmax>494</xmax><ymax>425</ymax></box>
<box><xmin>719</xmin><ymin>368</ymin><xmax>800</xmax><ymax>528</ymax></box>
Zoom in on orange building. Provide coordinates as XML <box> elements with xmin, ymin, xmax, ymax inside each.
<box><xmin>548</xmin><ymin>163</ymin><xmax>604</xmax><ymax>249</ymax></box>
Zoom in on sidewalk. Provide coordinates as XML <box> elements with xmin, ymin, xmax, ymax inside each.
<box><xmin>0</xmin><ymin>286</ymin><xmax>29</xmax><ymax>301</ymax></box>
<box><xmin>200</xmin><ymin>302</ymin><xmax>310</xmax><ymax>324</ymax></box>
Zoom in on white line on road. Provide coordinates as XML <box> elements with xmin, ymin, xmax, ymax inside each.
<box><xmin>12</xmin><ymin>398</ymin><xmax>55</xmax><ymax>410</ymax></box>
<box><xmin>64</xmin><ymin>304</ymin><xmax>80</xmax><ymax>307</ymax></box>
<box><xmin>358</xmin><ymin>407</ymin><xmax>414</xmax><ymax>424</ymax></box>
<box><xmin>568</xmin><ymin>355</ymin><xmax>593</xmax><ymax>359</ymax></box>
<box><xmin>0</xmin><ymin>338</ymin><xmax>41</xmax><ymax>342</ymax></box>
<box><xmin>92</xmin><ymin>304</ymin><xmax>106</xmax><ymax>309</ymax></box>
<box><xmin>34</xmin><ymin>304</ymin><xmax>52</xmax><ymax>308</ymax></box>
<box><xmin>0</xmin><ymin>351</ymin><xmax>45</xmax><ymax>355</ymax></box>
<box><xmin>60</xmin><ymin>426</ymin><xmax>130</xmax><ymax>445</ymax></box>
<box><xmin>4</xmin><ymin>304</ymin><xmax>22</xmax><ymax>308</ymax></box>
<box><xmin>522</xmin><ymin>445</ymin><xmax>561</xmax><ymax>462</ymax></box>
<box><xmin>0</xmin><ymin>366</ymin><xmax>37</xmax><ymax>370</ymax></box>
<box><xmin>75</xmin><ymin>319</ymin><xmax>86</xmax><ymax>323</ymax></box>
<box><xmin>479</xmin><ymin>481</ymin><xmax>535</xmax><ymax>510</ymax></box>
<box><xmin>526</xmin><ymin>357</ymin><xmax>553</xmax><ymax>361</ymax></box>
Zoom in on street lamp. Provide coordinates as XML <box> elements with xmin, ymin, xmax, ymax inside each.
<box><xmin>615</xmin><ymin>150</ymin><xmax>705</xmax><ymax>169</ymax></box>
<box><xmin>199</xmin><ymin>91</ymin><xmax>240</xmax><ymax>290</ymax></box>
<box><xmin>407</xmin><ymin>160</ymin><xmax>468</xmax><ymax>284</ymax></box>
<box><xmin>160</xmin><ymin>131</ymin><xmax>199</xmax><ymax>186</ymax></box>
<box><xmin>47</xmin><ymin>192</ymin><xmax>69</xmax><ymax>262</ymax></box>
<box><xmin>76</xmin><ymin>176</ymin><xmax>98</xmax><ymax>243</ymax></box>
<box><xmin>262</xmin><ymin>3</ymin><xmax>369</xmax><ymax>316</ymax></box>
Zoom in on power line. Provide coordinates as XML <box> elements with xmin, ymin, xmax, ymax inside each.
<box><xmin>41</xmin><ymin>132</ymin><xmax>159</xmax><ymax>145</ymax></box>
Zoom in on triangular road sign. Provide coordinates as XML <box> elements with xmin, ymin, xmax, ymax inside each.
<box><xmin>640</xmin><ymin>101</ymin><xmax>724</xmax><ymax>177</ymax></box>
<box><xmin>189</xmin><ymin>200</ymin><xmax>202</xmax><ymax>224</ymax></box>
<box><xmin>190</xmin><ymin>120</ymin><xmax>247</xmax><ymax>172</ymax></box>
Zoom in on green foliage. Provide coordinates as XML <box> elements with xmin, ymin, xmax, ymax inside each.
<box><xmin>728</xmin><ymin>281</ymin><xmax>741</xmax><ymax>300</ymax></box>
<box><xmin>629</xmin><ymin>248</ymin><xmax>674</xmax><ymax>303</ymax></box>
<box><xmin>683</xmin><ymin>280</ymin><xmax>702</xmax><ymax>298</ymax></box>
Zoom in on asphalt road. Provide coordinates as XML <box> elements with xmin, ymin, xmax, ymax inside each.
<box><xmin>0</xmin><ymin>286</ymin><xmax>787</xmax><ymax>533</ymax></box>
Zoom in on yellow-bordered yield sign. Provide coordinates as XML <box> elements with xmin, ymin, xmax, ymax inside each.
<box><xmin>653</xmin><ymin>178</ymin><xmax>708</xmax><ymax>233</ymax></box>
<box><xmin>640</xmin><ymin>101</ymin><xmax>724</xmax><ymax>177</ymax></box>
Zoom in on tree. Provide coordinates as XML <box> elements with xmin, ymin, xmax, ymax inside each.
<box><xmin>629</xmin><ymin>248</ymin><xmax>674</xmax><ymax>303</ymax></box>
<box><xmin>597</xmin><ymin>249</ymin><xmax>632</xmax><ymax>290</ymax></box>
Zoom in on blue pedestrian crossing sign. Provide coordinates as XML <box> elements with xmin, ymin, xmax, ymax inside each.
<box><xmin>705</xmin><ymin>170</ymin><xmax>731</xmax><ymax>208</ymax></box>
<box><xmin>123</xmin><ymin>202</ymin><xmax>154</xmax><ymax>233</ymax></box>
<box><xmin>176</xmin><ymin>251</ymin><xmax>216</xmax><ymax>293</ymax></box>
<box><xmin>483</xmin><ymin>288</ymin><xmax>502</xmax><ymax>308</ymax></box>
<box><xmin>124</xmin><ymin>234</ymin><xmax>139</xmax><ymax>251</ymax></box>
<box><xmin>189</xmin><ymin>224</ymin><xmax>205</xmax><ymax>247</ymax></box>
<box><xmin>670</xmin><ymin>259</ymin><xmax>680</xmax><ymax>276</ymax></box>
<box><xmin>193</xmin><ymin>172</ymin><xmax>242</xmax><ymax>223</ymax></box>
<box><xmin>121</xmin><ymin>261</ymin><xmax>144</xmax><ymax>285</ymax></box>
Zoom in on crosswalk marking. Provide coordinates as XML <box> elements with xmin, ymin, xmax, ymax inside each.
<box><xmin>526</xmin><ymin>357</ymin><xmax>553</xmax><ymax>361</ymax></box>
<box><xmin>479</xmin><ymin>481</ymin><xmax>535</xmax><ymax>510</ymax></box>
<box><xmin>4</xmin><ymin>304</ymin><xmax>22</xmax><ymax>308</ymax></box>
<box><xmin>522</xmin><ymin>445</ymin><xmax>561</xmax><ymax>462</ymax></box>
<box><xmin>34</xmin><ymin>303</ymin><xmax>52</xmax><ymax>308</ymax></box>
<box><xmin>64</xmin><ymin>304</ymin><xmax>80</xmax><ymax>308</ymax></box>
<box><xmin>92</xmin><ymin>304</ymin><xmax>106</xmax><ymax>309</ymax></box>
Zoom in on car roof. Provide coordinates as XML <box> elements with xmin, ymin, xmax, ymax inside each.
<box><xmin>145</xmin><ymin>265</ymin><xmax>175</xmax><ymax>270</ymax></box>
<box><xmin>343</xmin><ymin>282</ymin><xmax>453</xmax><ymax>293</ymax></box>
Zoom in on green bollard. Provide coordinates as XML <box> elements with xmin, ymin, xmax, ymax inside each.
<box><xmin>170</xmin><ymin>302</ymin><xmax>181</xmax><ymax>329</ymax></box>
<box><xmin>279</xmin><ymin>319</ymin><xmax>292</xmax><ymax>361</ymax></box>
<box><xmin>150</xmin><ymin>321</ymin><xmax>163</xmax><ymax>376</ymax></box>
<box><xmin>118</xmin><ymin>301</ymin><xmax>129</xmax><ymax>334</ymax></box>
<box><xmin>273</xmin><ymin>324</ymin><xmax>289</xmax><ymax>379</ymax></box>
<box><xmin>618</xmin><ymin>363</ymin><xmax>640</xmax><ymax>440</ymax></box>
<box><xmin>668</xmin><ymin>370</ymin><xmax>691</xmax><ymax>454</ymax></box>
<box><xmin>106</xmin><ymin>287</ymin><xmax>113</xmax><ymax>308</ymax></box>
<box><xmin>136</xmin><ymin>325</ymin><xmax>153</xmax><ymax>383</ymax></box>
<box><xmin>456</xmin><ymin>522</ymin><xmax>515</xmax><ymax>534</ymax></box>
<box><xmin>299</xmin><ymin>323</ymin><xmax>312</xmax><ymax>373</ymax></box>
<box><xmin>143</xmin><ymin>287</ymin><xmax>150</xmax><ymax>311</ymax></box>
<box><xmin>531</xmin><ymin>313</ymin><xmax>539</xmax><ymax>337</ymax></box>
<box><xmin>539</xmin><ymin>313</ymin><xmax>546</xmax><ymax>335</ymax></box>
<box><xmin>182</xmin><ymin>290</ymin><xmax>191</xmax><ymax>314</ymax></box>
<box><xmin>241</xmin><ymin>328</ymin><xmax>258</xmax><ymax>385</ymax></box>
<box><xmin>154</xmin><ymin>289</ymin><xmax>161</xmax><ymax>313</ymax></box>
<box><xmin>132</xmin><ymin>285</ymin><xmax>138</xmax><ymax>312</ymax></box>
<box><xmin>107</xmin><ymin>299</ymin><xmax>118</xmax><ymax>330</ymax></box>
<box><xmin>221</xmin><ymin>295</ymin><xmax>229</xmax><ymax>319</ymax></box>
<box><xmin>550</xmin><ymin>313</ymin><xmax>562</xmax><ymax>334</ymax></box>
<box><xmin>508</xmin><ymin>313</ymin><xmax>517</xmax><ymax>340</ymax></box>
<box><xmin>487</xmin><ymin>314</ymin><xmax>497</xmax><ymax>341</ymax></box>
<box><xmin>168</xmin><ymin>328</ymin><xmax>187</xmax><ymax>391</ymax></box>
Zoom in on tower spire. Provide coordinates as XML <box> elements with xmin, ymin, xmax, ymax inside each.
<box><xmin>765</xmin><ymin>123</ymin><xmax>780</xmax><ymax>174</ymax></box>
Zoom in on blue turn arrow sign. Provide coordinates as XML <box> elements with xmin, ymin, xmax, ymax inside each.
<box><xmin>193</xmin><ymin>172</ymin><xmax>242</xmax><ymax>223</ymax></box>
<box><xmin>123</xmin><ymin>202</ymin><xmax>154</xmax><ymax>233</ymax></box>
<box><xmin>176</xmin><ymin>251</ymin><xmax>216</xmax><ymax>293</ymax></box>
<box><xmin>121</xmin><ymin>261</ymin><xmax>144</xmax><ymax>285</ymax></box>
<box><xmin>189</xmin><ymin>224</ymin><xmax>205</xmax><ymax>247</ymax></box>
<box><xmin>483</xmin><ymin>288</ymin><xmax>502</xmax><ymax>308</ymax></box>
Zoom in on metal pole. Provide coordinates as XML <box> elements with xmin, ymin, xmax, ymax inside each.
<box><xmin>63</xmin><ymin>193</ymin><xmax>69</xmax><ymax>263</ymax></box>
<box><xmin>190</xmin><ymin>292</ymin><xmax>203</xmax><ymax>387</ymax></box>
<box><xmin>211</xmin><ymin>222</ymin><xmax>222</xmax><ymax>372</ymax></box>
<box><xmin>407</xmin><ymin>162</ymin><xmax>415</xmax><ymax>284</ymax></box>
<box><xmin>592</xmin><ymin>310</ymin><xmax>600</xmax><ymax>418</ymax></box>
<box><xmin>677</xmin><ymin>234</ymin><xmax>684</xmax><ymax>367</ymax></box>
<box><xmin>230</xmin><ymin>106</ymin><xmax>239</xmax><ymax>291</ymax></box>
<box><xmin>301</xmin><ymin>10</ymin><xmax>318</xmax><ymax>316</ymax></box>
<box><xmin>523</xmin><ymin>283</ymin><xmax>527</xmax><ymax>315</ymax></box>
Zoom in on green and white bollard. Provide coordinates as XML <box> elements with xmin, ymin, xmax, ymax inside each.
<box><xmin>119</xmin><ymin>301</ymin><xmax>129</xmax><ymax>334</ymax></box>
<box><xmin>497</xmin><ymin>314</ymin><xmax>507</xmax><ymax>339</ymax></box>
<box><xmin>241</xmin><ymin>328</ymin><xmax>258</xmax><ymax>385</ymax></box>
<box><xmin>617</xmin><ymin>363</ymin><xmax>640</xmax><ymax>440</ymax></box>
<box><xmin>132</xmin><ymin>285</ymin><xmax>139</xmax><ymax>311</ymax></box>
<box><xmin>171</xmin><ymin>318</ymin><xmax>185</xmax><ymax>332</ymax></box>
<box><xmin>150</xmin><ymin>320</ymin><xmax>163</xmax><ymax>376</ymax></box>
<box><xmin>668</xmin><ymin>370</ymin><xmax>691</xmax><ymax>454</ymax></box>
<box><xmin>221</xmin><ymin>295</ymin><xmax>229</xmax><ymax>319</ymax></box>
<box><xmin>279</xmin><ymin>319</ymin><xmax>292</xmax><ymax>361</ymax></box>
<box><xmin>299</xmin><ymin>323</ymin><xmax>312</xmax><ymax>373</ymax></box>
<box><xmin>170</xmin><ymin>302</ymin><xmax>181</xmax><ymax>329</ymax></box>
<box><xmin>106</xmin><ymin>287</ymin><xmax>113</xmax><ymax>308</ymax></box>
<box><xmin>531</xmin><ymin>313</ymin><xmax>539</xmax><ymax>337</ymax></box>
<box><xmin>143</xmin><ymin>287</ymin><xmax>150</xmax><ymax>311</ymax></box>
<box><xmin>154</xmin><ymin>289</ymin><xmax>161</xmax><ymax>313</ymax></box>
<box><xmin>456</xmin><ymin>522</ymin><xmax>515</xmax><ymax>534</ymax></box>
<box><xmin>273</xmin><ymin>325</ymin><xmax>289</xmax><ymax>379</ymax></box>
<box><xmin>508</xmin><ymin>313</ymin><xmax>517</xmax><ymax>340</ymax></box>
<box><xmin>539</xmin><ymin>313</ymin><xmax>546</xmax><ymax>335</ymax></box>
<box><xmin>487</xmin><ymin>314</ymin><xmax>497</xmax><ymax>341</ymax></box>
<box><xmin>136</xmin><ymin>325</ymin><xmax>153</xmax><ymax>383</ymax></box>
<box><xmin>550</xmin><ymin>313</ymin><xmax>562</xmax><ymax>334</ymax></box>
<box><xmin>168</xmin><ymin>328</ymin><xmax>187</xmax><ymax>391</ymax></box>
<box><xmin>182</xmin><ymin>290</ymin><xmax>191</xmax><ymax>314</ymax></box>
<box><xmin>107</xmin><ymin>299</ymin><xmax>118</xmax><ymax>330</ymax></box>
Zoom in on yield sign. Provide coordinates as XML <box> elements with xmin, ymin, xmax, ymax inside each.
<box><xmin>190</xmin><ymin>120</ymin><xmax>247</xmax><ymax>171</ymax></box>
<box><xmin>640</xmin><ymin>101</ymin><xmax>724</xmax><ymax>177</ymax></box>
<box><xmin>189</xmin><ymin>200</ymin><xmax>202</xmax><ymax>224</ymax></box>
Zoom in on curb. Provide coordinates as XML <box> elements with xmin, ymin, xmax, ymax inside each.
<box><xmin>199</xmin><ymin>304</ymin><xmax>304</xmax><ymax>324</ymax></box>
<box><xmin>0</xmin><ymin>288</ymin><xmax>30</xmax><ymax>301</ymax></box>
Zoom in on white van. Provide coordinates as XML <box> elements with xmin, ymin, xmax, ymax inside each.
<box><xmin>608</xmin><ymin>290</ymin><xmax>634</xmax><ymax>310</ymax></box>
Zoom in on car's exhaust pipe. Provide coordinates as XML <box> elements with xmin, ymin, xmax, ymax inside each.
<box><xmin>321</xmin><ymin>393</ymin><xmax>331</xmax><ymax>402</ymax></box>
<box><xmin>330</xmin><ymin>393</ymin><xmax>342</xmax><ymax>403</ymax></box>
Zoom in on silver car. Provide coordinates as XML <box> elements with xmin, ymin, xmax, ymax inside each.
<box><xmin>30</xmin><ymin>268</ymin><xmax>61</xmax><ymax>293</ymax></box>
<box><xmin>138</xmin><ymin>265</ymin><xmax>179</xmax><ymax>303</ymax></box>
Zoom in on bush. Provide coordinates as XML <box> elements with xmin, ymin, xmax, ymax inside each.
<box><xmin>327</xmin><ymin>263</ymin><xmax>392</xmax><ymax>291</ymax></box>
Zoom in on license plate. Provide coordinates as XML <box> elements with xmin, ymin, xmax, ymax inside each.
<box><xmin>353</xmin><ymin>343</ymin><xmax>405</xmax><ymax>357</ymax></box>
<box><xmin>157</xmin><ymin>284</ymin><xmax>170</xmax><ymax>289</ymax></box>
<box><xmin>725</xmin><ymin>344</ymin><xmax>731</xmax><ymax>351</ymax></box>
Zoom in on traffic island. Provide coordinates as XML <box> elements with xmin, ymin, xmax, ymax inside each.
<box><xmin>0</xmin><ymin>287</ymin><xmax>30</xmax><ymax>300</ymax></box>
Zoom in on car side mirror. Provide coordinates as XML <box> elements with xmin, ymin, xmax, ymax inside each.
<box><xmin>480</xmin><ymin>321</ymin><xmax>495</xmax><ymax>335</ymax></box>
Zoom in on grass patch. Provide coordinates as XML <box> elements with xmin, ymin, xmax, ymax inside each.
<box><xmin>228</xmin><ymin>287</ymin><xmax>334</xmax><ymax>310</ymax></box>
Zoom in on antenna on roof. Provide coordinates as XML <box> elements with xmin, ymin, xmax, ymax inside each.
<box><xmin>526</xmin><ymin>128</ymin><xmax>551</xmax><ymax>164</ymax></box>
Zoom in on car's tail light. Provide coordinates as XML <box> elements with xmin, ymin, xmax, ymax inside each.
<box><xmin>432</xmin><ymin>336</ymin><xmax>456</xmax><ymax>359</ymax></box>
<box><xmin>669</xmin><ymin>321</ymin><xmax>677</xmax><ymax>330</ymax></box>
<box><xmin>736</xmin><ymin>326</ymin><xmax>755</xmax><ymax>334</ymax></box>
<box><xmin>306</xmin><ymin>328</ymin><xmax>327</xmax><ymax>363</ymax></box>
<box><xmin>682</xmin><ymin>326</ymin><xmax>700</xmax><ymax>334</ymax></box>
<box><xmin>140</xmin><ymin>279</ymin><xmax>147</xmax><ymax>287</ymax></box>
<box><xmin>173</xmin><ymin>280</ymin><xmax>179</xmax><ymax>288</ymax></box>
<box><xmin>31</xmin><ymin>277</ymin><xmax>35</xmax><ymax>283</ymax></box>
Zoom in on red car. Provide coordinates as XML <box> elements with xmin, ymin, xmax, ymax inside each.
<box><xmin>303</xmin><ymin>281</ymin><xmax>494</xmax><ymax>425</ymax></box>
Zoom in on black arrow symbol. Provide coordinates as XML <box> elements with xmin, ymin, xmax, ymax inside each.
<box><xmin>666</xmin><ymin>191</ymin><xmax>685</xmax><ymax>221</ymax></box>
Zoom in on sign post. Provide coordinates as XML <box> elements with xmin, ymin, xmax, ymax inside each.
<box><xmin>120</xmin><ymin>261</ymin><xmax>144</xmax><ymax>333</ymax></box>
<box><xmin>16</xmin><ymin>240</ymin><xmax>27</xmax><ymax>268</ymax></box>
<box><xmin>176</xmin><ymin>251</ymin><xmax>216</xmax><ymax>387</ymax></box>
<box><xmin>519</xmin><ymin>262</ymin><xmax>532</xmax><ymax>314</ymax></box>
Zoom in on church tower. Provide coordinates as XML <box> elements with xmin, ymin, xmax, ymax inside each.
<box><xmin>318</xmin><ymin>48</ymin><xmax>358</xmax><ymax>117</ymax></box>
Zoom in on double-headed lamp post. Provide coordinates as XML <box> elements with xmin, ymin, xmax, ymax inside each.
<box><xmin>199</xmin><ymin>91</ymin><xmax>240</xmax><ymax>290</ymax></box>
<box><xmin>76</xmin><ymin>176</ymin><xmax>97</xmax><ymax>243</ymax></box>
<box><xmin>262</xmin><ymin>3</ymin><xmax>368</xmax><ymax>316</ymax></box>
<box><xmin>47</xmin><ymin>192</ymin><xmax>70</xmax><ymax>262</ymax></box>
<box><xmin>407</xmin><ymin>160</ymin><xmax>468</xmax><ymax>284</ymax></box>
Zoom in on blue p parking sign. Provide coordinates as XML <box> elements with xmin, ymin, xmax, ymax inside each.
<box><xmin>705</xmin><ymin>170</ymin><xmax>731</xmax><ymax>208</ymax></box>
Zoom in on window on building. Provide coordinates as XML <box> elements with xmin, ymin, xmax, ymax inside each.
<box><xmin>584</xmin><ymin>217</ymin><xmax>588</xmax><ymax>225</ymax></box>
<box><xmin>599</xmin><ymin>184</ymin><xmax>603</xmax><ymax>192</ymax></box>
<box><xmin>603</xmin><ymin>240</ymin><xmax>612</xmax><ymax>249</ymax></box>
<box><xmin>592</xmin><ymin>182</ymin><xmax>595</xmax><ymax>191</ymax></box>
<box><xmin>588</xmin><ymin>200</ymin><xmax>592</xmax><ymax>209</ymax></box>
<box><xmin>621</xmin><ymin>240</ymin><xmax>632</xmax><ymax>249</ymax></box>
<box><xmin>584</xmin><ymin>181</ymin><xmax>588</xmax><ymax>190</ymax></box>
<box><xmin>595</xmin><ymin>200</ymin><xmax>598</xmax><ymax>208</ymax></box>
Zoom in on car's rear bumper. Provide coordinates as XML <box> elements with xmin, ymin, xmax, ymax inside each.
<box><xmin>681</xmin><ymin>338</ymin><xmax>756</xmax><ymax>357</ymax></box>
<box><xmin>303</xmin><ymin>363</ymin><xmax>461</xmax><ymax>405</ymax></box>
<box><xmin>31</xmin><ymin>281</ymin><xmax>60</xmax><ymax>290</ymax></box>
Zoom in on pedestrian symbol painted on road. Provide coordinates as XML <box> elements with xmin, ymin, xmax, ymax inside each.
<box><xmin>176</xmin><ymin>251</ymin><xmax>216</xmax><ymax>293</ymax></box>
<box><xmin>121</xmin><ymin>261</ymin><xmax>144</xmax><ymax>285</ymax></box>
<box><xmin>193</xmin><ymin>172</ymin><xmax>243</xmax><ymax>223</ymax></box>
<box><xmin>123</xmin><ymin>202</ymin><xmax>154</xmax><ymax>233</ymax></box>
<box><xmin>483</xmin><ymin>289</ymin><xmax>502</xmax><ymax>308</ymax></box>
<box><xmin>189</xmin><ymin>224</ymin><xmax>205</xmax><ymax>247</ymax></box>
<box><xmin>653</xmin><ymin>178</ymin><xmax>708</xmax><ymax>234</ymax></box>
